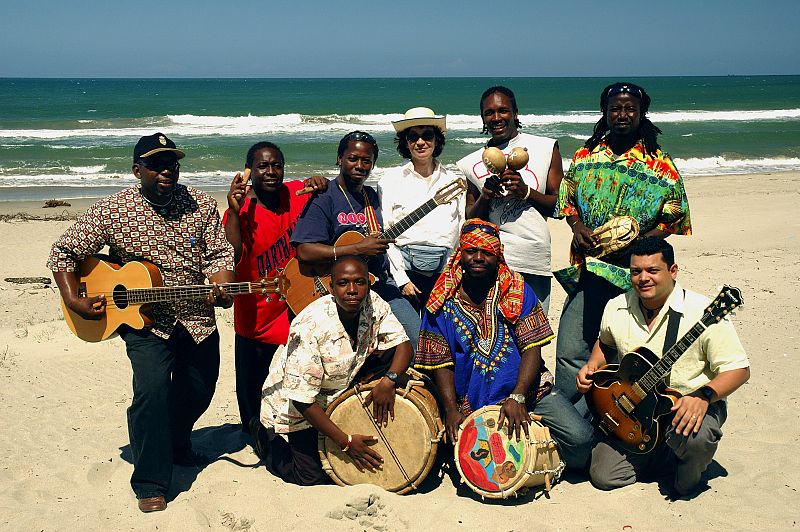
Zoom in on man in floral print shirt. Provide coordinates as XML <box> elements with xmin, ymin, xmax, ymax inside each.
<box><xmin>47</xmin><ymin>133</ymin><xmax>235</xmax><ymax>513</ymax></box>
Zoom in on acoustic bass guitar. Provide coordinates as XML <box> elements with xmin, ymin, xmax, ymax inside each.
<box><xmin>281</xmin><ymin>178</ymin><xmax>466</xmax><ymax>314</ymax></box>
<box><xmin>61</xmin><ymin>255</ymin><xmax>284</xmax><ymax>342</ymax></box>
<box><xmin>586</xmin><ymin>285</ymin><xmax>743</xmax><ymax>454</ymax></box>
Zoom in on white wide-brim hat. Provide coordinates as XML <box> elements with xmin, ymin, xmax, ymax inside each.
<box><xmin>391</xmin><ymin>107</ymin><xmax>447</xmax><ymax>134</ymax></box>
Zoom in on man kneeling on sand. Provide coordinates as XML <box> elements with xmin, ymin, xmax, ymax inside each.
<box><xmin>577</xmin><ymin>237</ymin><xmax>750</xmax><ymax>496</ymax></box>
<box><xmin>250</xmin><ymin>255</ymin><xmax>413</xmax><ymax>485</ymax></box>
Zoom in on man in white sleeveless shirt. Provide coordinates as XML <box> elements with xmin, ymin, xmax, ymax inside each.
<box><xmin>457</xmin><ymin>86</ymin><xmax>564</xmax><ymax>313</ymax></box>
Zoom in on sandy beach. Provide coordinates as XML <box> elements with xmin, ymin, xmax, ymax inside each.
<box><xmin>0</xmin><ymin>171</ymin><xmax>798</xmax><ymax>531</ymax></box>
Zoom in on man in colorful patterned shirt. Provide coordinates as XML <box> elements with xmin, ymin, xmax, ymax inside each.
<box><xmin>553</xmin><ymin>83</ymin><xmax>692</xmax><ymax>414</ymax></box>
<box><xmin>252</xmin><ymin>255</ymin><xmax>413</xmax><ymax>485</ymax></box>
<box><xmin>415</xmin><ymin>219</ymin><xmax>592</xmax><ymax>470</ymax></box>
<box><xmin>47</xmin><ymin>133</ymin><xmax>235</xmax><ymax>513</ymax></box>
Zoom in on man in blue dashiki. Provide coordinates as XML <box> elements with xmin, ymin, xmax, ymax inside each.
<box><xmin>415</xmin><ymin>219</ymin><xmax>592</xmax><ymax>470</ymax></box>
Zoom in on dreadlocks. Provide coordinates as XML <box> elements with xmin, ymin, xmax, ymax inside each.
<box><xmin>584</xmin><ymin>82</ymin><xmax>663</xmax><ymax>155</ymax></box>
<box><xmin>479</xmin><ymin>86</ymin><xmax>523</xmax><ymax>135</ymax></box>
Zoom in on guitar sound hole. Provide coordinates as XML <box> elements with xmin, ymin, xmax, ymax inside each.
<box><xmin>113</xmin><ymin>285</ymin><xmax>129</xmax><ymax>309</ymax></box>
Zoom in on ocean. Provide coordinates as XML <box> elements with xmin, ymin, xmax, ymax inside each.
<box><xmin>1</xmin><ymin>76</ymin><xmax>799</xmax><ymax>201</ymax></box>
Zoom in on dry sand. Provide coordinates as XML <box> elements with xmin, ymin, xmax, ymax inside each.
<box><xmin>0</xmin><ymin>172</ymin><xmax>798</xmax><ymax>531</ymax></box>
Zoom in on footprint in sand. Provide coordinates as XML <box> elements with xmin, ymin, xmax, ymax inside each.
<box><xmin>86</xmin><ymin>460</ymin><xmax>119</xmax><ymax>487</ymax></box>
<box><xmin>326</xmin><ymin>493</ymin><xmax>399</xmax><ymax>531</ymax></box>
<box><xmin>220</xmin><ymin>511</ymin><xmax>255</xmax><ymax>531</ymax></box>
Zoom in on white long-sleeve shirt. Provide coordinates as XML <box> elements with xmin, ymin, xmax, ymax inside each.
<box><xmin>377</xmin><ymin>160</ymin><xmax>466</xmax><ymax>287</ymax></box>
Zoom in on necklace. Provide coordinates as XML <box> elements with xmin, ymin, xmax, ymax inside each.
<box><xmin>139</xmin><ymin>187</ymin><xmax>173</xmax><ymax>208</ymax></box>
<box><xmin>337</xmin><ymin>181</ymin><xmax>368</xmax><ymax>232</ymax></box>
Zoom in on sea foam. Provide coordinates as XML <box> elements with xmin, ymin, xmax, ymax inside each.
<box><xmin>3</xmin><ymin>108</ymin><xmax>799</xmax><ymax>139</ymax></box>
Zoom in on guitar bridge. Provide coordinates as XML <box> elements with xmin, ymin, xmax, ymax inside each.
<box><xmin>598</xmin><ymin>412</ymin><xmax>620</xmax><ymax>435</ymax></box>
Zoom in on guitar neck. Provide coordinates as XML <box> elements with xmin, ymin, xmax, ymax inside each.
<box><xmin>381</xmin><ymin>198</ymin><xmax>440</xmax><ymax>240</ymax></box>
<box><xmin>125</xmin><ymin>282</ymin><xmax>268</xmax><ymax>305</ymax></box>
<box><xmin>636</xmin><ymin>321</ymin><xmax>708</xmax><ymax>394</ymax></box>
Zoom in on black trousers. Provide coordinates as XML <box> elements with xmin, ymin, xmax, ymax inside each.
<box><xmin>259</xmin><ymin>427</ymin><xmax>330</xmax><ymax>486</ymax></box>
<box><xmin>121</xmin><ymin>324</ymin><xmax>220</xmax><ymax>499</ymax></box>
<box><xmin>234</xmin><ymin>334</ymin><xmax>280</xmax><ymax>431</ymax></box>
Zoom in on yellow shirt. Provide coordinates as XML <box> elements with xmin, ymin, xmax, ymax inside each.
<box><xmin>598</xmin><ymin>282</ymin><xmax>749</xmax><ymax>396</ymax></box>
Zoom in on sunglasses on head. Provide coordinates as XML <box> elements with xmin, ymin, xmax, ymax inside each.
<box><xmin>606</xmin><ymin>84</ymin><xmax>644</xmax><ymax>101</ymax></box>
<box><xmin>406</xmin><ymin>129</ymin><xmax>436</xmax><ymax>143</ymax></box>
<box><xmin>461</xmin><ymin>222</ymin><xmax>499</xmax><ymax>237</ymax></box>
<box><xmin>345</xmin><ymin>131</ymin><xmax>376</xmax><ymax>144</ymax></box>
<box><xmin>138</xmin><ymin>159</ymin><xmax>180</xmax><ymax>173</ymax></box>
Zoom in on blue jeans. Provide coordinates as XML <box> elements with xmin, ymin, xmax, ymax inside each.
<box><xmin>555</xmin><ymin>271</ymin><xmax>624</xmax><ymax>414</ymax></box>
<box><xmin>532</xmin><ymin>387</ymin><xmax>594</xmax><ymax>471</ymax></box>
<box><xmin>373</xmin><ymin>276</ymin><xmax>420</xmax><ymax>351</ymax></box>
<box><xmin>520</xmin><ymin>272</ymin><xmax>552</xmax><ymax>315</ymax></box>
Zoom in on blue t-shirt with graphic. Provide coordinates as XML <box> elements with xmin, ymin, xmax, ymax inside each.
<box><xmin>291</xmin><ymin>179</ymin><xmax>390</xmax><ymax>277</ymax></box>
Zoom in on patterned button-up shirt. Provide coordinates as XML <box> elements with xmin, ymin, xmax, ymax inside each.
<box><xmin>260</xmin><ymin>292</ymin><xmax>409</xmax><ymax>434</ymax></box>
<box><xmin>553</xmin><ymin>141</ymin><xmax>691</xmax><ymax>292</ymax></box>
<box><xmin>46</xmin><ymin>185</ymin><xmax>234</xmax><ymax>343</ymax></box>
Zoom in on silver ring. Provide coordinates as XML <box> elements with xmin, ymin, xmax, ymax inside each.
<box><xmin>691</xmin><ymin>415</ymin><xmax>697</xmax><ymax>419</ymax></box>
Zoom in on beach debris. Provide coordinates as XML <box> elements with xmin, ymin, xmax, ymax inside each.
<box><xmin>0</xmin><ymin>211</ymin><xmax>77</xmax><ymax>222</ymax></box>
<box><xmin>43</xmin><ymin>199</ymin><xmax>71</xmax><ymax>208</ymax></box>
<box><xmin>4</xmin><ymin>277</ymin><xmax>51</xmax><ymax>285</ymax></box>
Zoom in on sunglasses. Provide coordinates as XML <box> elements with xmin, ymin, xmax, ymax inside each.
<box><xmin>406</xmin><ymin>129</ymin><xmax>436</xmax><ymax>143</ymax></box>
<box><xmin>138</xmin><ymin>160</ymin><xmax>180</xmax><ymax>173</ymax></box>
<box><xmin>461</xmin><ymin>222</ymin><xmax>499</xmax><ymax>237</ymax></box>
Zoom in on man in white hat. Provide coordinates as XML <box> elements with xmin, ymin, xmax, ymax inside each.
<box><xmin>457</xmin><ymin>86</ymin><xmax>564</xmax><ymax>314</ymax></box>
<box><xmin>378</xmin><ymin>107</ymin><xmax>465</xmax><ymax>315</ymax></box>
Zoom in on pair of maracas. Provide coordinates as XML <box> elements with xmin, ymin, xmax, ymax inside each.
<box><xmin>481</xmin><ymin>146</ymin><xmax>529</xmax><ymax>195</ymax></box>
<box><xmin>482</xmin><ymin>146</ymin><xmax>529</xmax><ymax>175</ymax></box>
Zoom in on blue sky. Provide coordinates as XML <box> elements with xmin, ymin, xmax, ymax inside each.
<box><xmin>1</xmin><ymin>0</ymin><xmax>798</xmax><ymax>77</ymax></box>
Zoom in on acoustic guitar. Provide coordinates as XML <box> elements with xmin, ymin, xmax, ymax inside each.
<box><xmin>586</xmin><ymin>285</ymin><xmax>743</xmax><ymax>454</ymax></box>
<box><xmin>61</xmin><ymin>255</ymin><xmax>284</xmax><ymax>342</ymax></box>
<box><xmin>281</xmin><ymin>178</ymin><xmax>466</xmax><ymax>314</ymax></box>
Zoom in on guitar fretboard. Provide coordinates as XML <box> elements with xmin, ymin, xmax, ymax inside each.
<box><xmin>381</xmin><ymin>198</ymin><xmax>440</xmax><ymax>240</ymax></box>
<box><xmin>636</xmin><ymin>320</ymin><xmax>709</xmax><ymax>395</ymax></box>
<box><xmin>125</xmin><ymin>282</ymin><xmax>261</xmax><ymax>305</ymax></box>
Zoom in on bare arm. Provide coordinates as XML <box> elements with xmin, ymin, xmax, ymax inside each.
<box><xmin>54</xmin><ymin>270</ymin><xmax>106</xmax><ymax>320</ymax></box>
<box><xmin>295</xmin><ymin>238</ymin><xmax>394</xmax><ymax>264</ymax></box>
<box><xmin>509</xmin><ymin>143</ymin><xmax>564</xmax><ymax>219</ymax></box>
<box><xmin>294</xmin><ymin>401</ymin><xmax>383</xmax><ymax>471</ymax></box>
<box><xmin>671</xmin><ymin>367</ymin><xmax>750</xmax><ymax>436</ymax></box>
<box><xmin>497</xmin><ymin>344</ymin><xmax>544</xmax><ymax>440</ymax></box>
<box><xmin>576</xmin><ymin>340</ymin><xmax>612</xmax><ymax>394</ymax></box>
<box><xmin>207</xmin><ymin>269</ymin><xmax>235</xmax><ymax>308</ymax></box>
<box><xmin>464</xmin><ymin>180</ymin><xmax>494</xmax><ymax>220</ymax></box>
<box><xmin>364</xmin><ymin>340</ymin><xmax>413</xmax><ymax>426</ymax></box>
<box><xmin>224</xmin><ymin>172</ymin><xmax>249</xmax><ymax>262</ymax></box>
<box><xmin>431</xmin><ymin>366</ymin><xmax>463</xmax><ymax>443</ymax></box>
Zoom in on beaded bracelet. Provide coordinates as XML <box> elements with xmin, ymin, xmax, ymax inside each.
<box><xmin>341</xmin><ymin>434</ymin><xmax>352</xmax><ymax>452</ymax></box>
<box><xmin>333</xmin><ymin>245</ymin><xmax>337</xmax><ymax>261</ymax></box>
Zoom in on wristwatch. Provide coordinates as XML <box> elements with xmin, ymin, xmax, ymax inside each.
<box><xmin>384</xmin><ymin>371</ymin><xmax>399</xmax><ymax>386</ymax></box>
<box><xmin>507</xmin><ymin>393</ymin><xmax>526</xmax><ymax>405</ymax></box>
<box><xmin>698</xmin><ymin>385</ymin><xmax>716</xmax><ymax>402</ymax></box>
